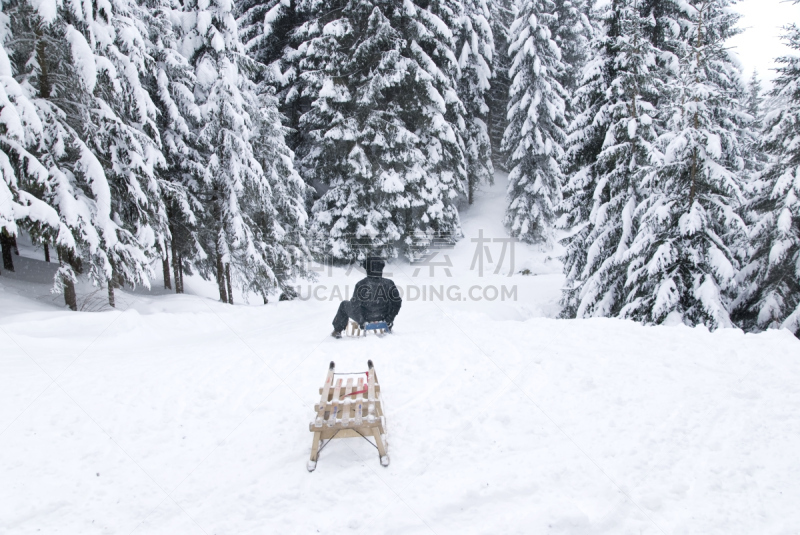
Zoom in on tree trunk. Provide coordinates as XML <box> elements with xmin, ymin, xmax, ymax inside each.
<box><xmin>216</xmin><ymin>242</ymin><xmax>228</xmax><ymax>304</ymax></box>
<box><xmin>262</xmin><ymin>293</ymin><xmax>269</xmax><ymax>305</ymax></box>
<box><xmin>178</xmin><ymin>255</ymin><xmax>184</xmax><ymax>294</ymax></box>
<box><xmin>58</xmin><ymin>245</ymin><xmax>80</xmax><ymax>310</ymax></box>
<box><xmin>36</xmin><ymin>27</ymin><xmax>51</xmax><ymax>99</ymax></box>
<box><xmin>689</xmin><ymin>147</ymin><xmax>698</xmax><ymax>208</ymax></box>
<box><xmin>171</xmin><ymin>240</ymin><xmax>183</xmax><ymax>294</ymax></box>
<box><xmin>689</xmin><ymin>6</ymin><xmax>705</xmax><ymax>210</ymax></box>
<box><xmin>217</xmin><ymin>267</ymin><xmax>228</xmax><ymax>303</ymax></box>
<box><xmin>11</xmin><ymin>235</ymin><xmax>19</xmax><ymax>255</ymax></box>
<box><xmin>162</xmin><ymin>251</ymin><xmax>172</xmax><ymax>290</ymax></box>
<box><xmin>468</xmin><ymin>178</ymin><xmax>475</xmax><ymax>206</ymax></box>
<box><xmin>1</xmin><ymin>232</ymin><xmax>14</xmax><ymax>272</ymax></box>
<box><xmin>107</xmin><ymin>267</ymin><xmax>120</xmax><ymax>308</ymax></box>
<box><xmin>172</xmin><ymin>253</ymin><xmax>182</xmax><ymax>294</ymax></box>
<box><xmin>225</xmin><ymin>263</ymin><xmax>233</xmax><ymax>305</ymax></box>
<box><xmin>36</xmin><ymin>34</ymin><xmax>56</xmax><ymax>271</ymax></box>
<box><xmin>212</xmin><ymin>191</ymin><xmax>227</xmax><ymax>303</ymax></box>
<box><xmin>63</xmin><ymin>273</ymin><xmax>77</xmax><ymax>311</ymax></box>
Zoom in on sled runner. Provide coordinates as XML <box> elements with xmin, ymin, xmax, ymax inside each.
<box><xmin>346</xmin><ymin>319</ymin><xmax>390</xmax><ymax>337</ymax></box>
<box><xmin>308</xmin><ymin>360</ymin><xmax>389</xmax><ymax>472</ymax></box>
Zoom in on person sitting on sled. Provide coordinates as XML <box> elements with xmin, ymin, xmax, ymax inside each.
<box><xmin>331</xmin><ymin>257</ymin><xmax>402</xmax><ymax>338</ymax></box>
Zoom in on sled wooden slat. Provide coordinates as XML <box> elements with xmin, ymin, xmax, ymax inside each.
<box><xmin>314</xmin><ymin>362</ymin><xmax>335</xmax><ymax>429</ymax></box>
<box><xmin>329</xmin><ymin>378</ymin><xmax>343</xmax><ymax>427</ymax></box>
<box><xmin>320</xmin><ymin>384</ymin><xmax>380</xmax><ymax>395</ymax></box>
<box><xmin>371</xmin><ymin>367</ymin><xmax>384</xmax><ymax>418</ymax></box>
<box><xmin>307</xmin><ymin>415</ymin><xmax>383</xmax><ymax>432</ymax></box>
<box><xmin>313</xmin><ymin>398</ymin><xmax>382</xmax><ymax>416</ymax></box>
<box><xmin>355</xmin><ymin>377</ymin><xmax>364</xmax><ymax>426</ymax></box>
<box><xmin>307</xmin><ymin>419</ymin><xmax>381</xmax><ymax>433</ymax></box>
<box><xmin>308</xmin><ymin>360</ymin><xmax>389</xmax><ymax>471</ymax></box>
<box><xmin>342</xmin><ymin>378</ymin><xmax>353</xmax><ymax>427</ymax></box>
<box><xmin>367</xmin><ymin>362</ymin><xmax>378</xmax><ymax>423</ymax></box>
<box><xmin>368</xmin><ymin>365</ymin><xmax>376</xmax><ymax>401</ymax></box>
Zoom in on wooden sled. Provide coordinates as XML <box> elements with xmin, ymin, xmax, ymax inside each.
<box><xmin>308</xmin><ymin>360</ymin><xmax>388</xmax><ymax>472</ymax></box>
<box><xmin>346</xmin><ymin>320</ymin><xmax>390</xmax><ymax>337</ymax></box>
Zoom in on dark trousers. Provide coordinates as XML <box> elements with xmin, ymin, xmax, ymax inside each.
<box><xmin>333</xmin><ymin>301</ymin><xmax>363</xmax><ymax>332</ymax></box>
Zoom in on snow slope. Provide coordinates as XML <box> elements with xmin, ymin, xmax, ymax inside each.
<box><xmin>1</xmin><ymin>175</ymin><xmax>799</xmax><ymax>535</ymax></box>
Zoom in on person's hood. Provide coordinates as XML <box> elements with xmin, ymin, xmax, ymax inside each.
<box><xmin>363</xmin><ymin>257</ymin><xmax>385</xmax><ymax>277</ymax></box>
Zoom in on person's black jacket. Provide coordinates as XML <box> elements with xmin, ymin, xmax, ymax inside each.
<box><xmin>352</xmin><ymin>258</ymin><xmax>402</xmax><ymax>324</ymax></box>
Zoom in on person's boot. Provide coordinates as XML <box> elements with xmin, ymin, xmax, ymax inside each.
<box><xmin>331</xmin><ymin>330</ymin><xmax>342</xmax><ymax>339</ymax></box>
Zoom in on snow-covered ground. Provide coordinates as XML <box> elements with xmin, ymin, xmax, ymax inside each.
<box><xmin>1</xmin><ymin>175</ymin><xmax>799</xmax><ymax>534</ymax></box>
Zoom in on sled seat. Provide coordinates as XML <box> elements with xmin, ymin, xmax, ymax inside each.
<box><xmin>307</xmin><ymin>360</ymin><xmax>388</xmax><ymax>472</ymax></box>
<box><xmin>346</xmin><ymin>319</ymin><xmax>390</xmax><ymax>336</ymax></box>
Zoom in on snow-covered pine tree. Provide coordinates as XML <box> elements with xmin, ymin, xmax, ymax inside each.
<box><xmin>558</xmin><ymin>0</ymin><xmax>661</xmax><ymax>318</ymax></box>
<box><xmin>456</xmin><ymin>0</ymin><xmax>494</xmax><ymax>204</ymax></box>
<box><xmin>5</xmin><ymin>0</ymin><xmax>168</xmax><ymax>308</ymax></box>
<box><xmin>237</xmin><ymin>0</ymin><xmax>310</xmax><ymax>151</ymax></box>
<box><xmin>739</xmin><ymin>70</ymin><xmax>768</xmax><ymax>175</ymax></box>
<box><xmin>639</xmin><ymin>0</ymin><xmax>683</xmax><ymax>49</ymax></box>
<box><xmin>558</xmin><ymin>32</ymin><xmax>607</xmax><ymax>317</ymax></box>
<box><xmin>4</xmin><ymin>0</ymin><xmax>93</xmax><ymax>306</ymax></box>
<box><xmin>138</xmin><ymin>0</ymin><xmax>206</xmax><ymax>294</ymax></box>
<box><xmin>502</xmin><ymin>0</ymin><xmax>567</xmax><ymax>245</ymax></box>
<box><xmin>72</xmin><ymin>0</ymin><xmax>168</xmax><ymax>304</ymax></box>
<box><xmin>302</xmin><ymin>0</ymin><xmax>467</xmax><ymax>261</ymax></box>
<box><xmin>179</xmin><ymin>0</ymin><xmax>308</xmax><ymax>302</ymax></box>
<box><xmin>551</xmin><ymin>0</ymin><xmax>592</xmax><ymax>121</ymax></box>
<box><xmin>558</xmin><ymin>6</ymin><xmax>606</xmax><ymax>230</ymax></box>
<box><xmin>559</xmin><ymin>0</ymin><xmax>657</xmax><ymax>318</ymax></box>
<box><xmin>620</xmin><ymin>0</ymin><xmax>746</xmax><ymax>329</ymax></box>
<box><xmin>487</xmin><ymin>0</ymin><xmax>514</xmax><ymax>170</ymax></box>
<box><xmin>733</xmin><ymin>18</ymin><xmax>800</xmax><ymax>336</ymax></box>
<box><xmin>247</xmin><ymin>75</ymin><xmax>312</xmax><ymax>300</ymax></box>
<box><xmin>0</xmin><ymin>16</ymin><xmax>64</xmax><ymax>275</ymax></box>
<box><xmin>745</xmin><ymin>70</ymin><xmax>764</xmax><ymax>125</ymax></box>
<box><xmin>239</xmin><ymin>0</ymin><xmax>297</xmax><ymax>69</ymax></box>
